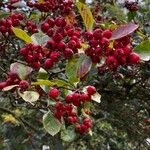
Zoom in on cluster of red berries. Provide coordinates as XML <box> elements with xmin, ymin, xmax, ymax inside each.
<box><xmin>84</xmin><ymin>28</ymin><xmax>112</xmax><ymax>63</ymax></box>
<box><xmin>0</xmin><ymin>72</ymin><xmax>30</xmax><ymax>91</ymax></box>
<box><xmin>0</xmin><ymin>72</ymin><xmax>20</xmax><ymax>89</ymax></box>
<box><xmin>20</xmin><ymin>43</ymin><xmax>61</xmax><ymax>70</ymax></box>
<box><xmin>41</xmin><ymin>17</ymin><xmax>82</xmax><ymax>58</ymax></box>
<box><xmin>84</xmin><ymin>29</ymin><xmax>140</xmax><ymax>70</ymax></box>
<box><xmin>20</xmin><ymin>44</ymin><xmax>46</xmax><ymax>69</ymax></box>
<box><xmin>47</xmin><ymin>86</ymin><xmax>96</xmax><ymax>134</ymax></box>
<box><xmin>27</xmin><ymin>0</ymin><xmax>73</xmax><ymax>14</ymax></box>
<box><xmin>25</xmin><ymin>20</ymin><xmax>38</xmax><ymax>34</ymax></box>
<box><xmin>105</xmin><ymin>36</ymin><xmax>140</xmax><ymax>70</ymax></box>
<box><xmin>19</xmin><ymin>17</ymin><xmax>82</xmax><ymax>69</ymax></box>
<box><xmin>75</xmin><ymin>118</ymin><xmax>92</xmax><ymax>134</ymax></box>
<box><xmin>0</xmin><ymin>13</ymin><xmax>24</xmax><ymax>34</ymax></box>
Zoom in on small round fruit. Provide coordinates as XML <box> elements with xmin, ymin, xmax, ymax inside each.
<box><xmin>48</xmin><ymin>88</ymin><xmax>59</xmax><ymax>99</ymax></box>
<box><xmin>87</xmin><ymin>86</ymin><xmax>96</xmax><ymax>95</ymax></box>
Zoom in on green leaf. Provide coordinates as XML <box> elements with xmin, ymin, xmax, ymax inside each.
<box><xmin>91</xmin><ymin>92</ymin><xmax>101</xmax><ymax>103</ymax></box>
<box><xmin>127</xmin><ymin>12</ymin><xmax>136</xmax><ymax>22</ymax></box>
<box><xmin>32</xmin><ymin>79</ymin><xmax>72</xmax><ymax>88</ymax></box>
<box><xmin>0</xmin><ymin>12</ymin><xmax>10</xmax><ymax>19</ymax></box>
<box><xmin>19</xmin><ymin>91</ymin><xmax>39</xmax><ymax>103</ymax></box>
<box><xmin>2</xmin><ymin>85</ymin><xmax>19</xmax><ymax>91</ymax></box>
<box><xmin>10</xmin><ymin>62</ymin><xmax>33</xmax><ymax>80</ymax></box>
<box><xmin>65</xmin><ymin>53</ymin><xmax>92</xmax><ymax>83</ymax></box>
<box><xmin>32</xmin><ymin>80</ymin><xmax>55</xmax><ymax>86</ymax></box>
<box><xmin>110</xmin><ymin>22</ymin><xmax>139</xmax><ymax>40</ymax></box>
<box><xmin>61</xmin><ymin>126</ymin><xmax>76</xmax><ymax>142</ymax></box>
<box><xmin>37</xmin><ymin>68</ymin><xmax>48</xmax><ymax>79</ymax></box>
<box><xmin>12</xmin><ymin>27</ymin><xmax>32</xmax><ymax>43</ymax></box>
<box><xmin>31</xmin><ymin>32</ymin><xmax>49</xmax><ymax>45</ymax></box>
<box><xmin>43</xmin><ymin>111</ymin><xmax>62</xmax><ymax>136</ymax></box>
<box><xmin>134</xmin><ymin>40</ymin><xmax>150</xmax><ymax>53</ymax></box>
<box><xmin>52</xmin><ymin>79</ymin><xmax>72</xmax><ymax>87</ymax></box>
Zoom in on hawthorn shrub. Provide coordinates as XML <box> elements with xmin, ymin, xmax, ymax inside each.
<box><xmin>0</xmin><ymin>0</ymin><xmax>150</xmax><ymax>149</ymax></box>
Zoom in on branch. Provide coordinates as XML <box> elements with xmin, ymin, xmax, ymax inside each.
<box><xmin>0</xmin><ymin>106</ymin><xmax>42</xmax><ymax>133</ymax></box>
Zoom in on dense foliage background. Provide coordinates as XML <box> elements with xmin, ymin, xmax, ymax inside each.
<box><xmin>0</xmin><ymin>0</ymin><xmax>150</xmax><ymax>150</ymax></box>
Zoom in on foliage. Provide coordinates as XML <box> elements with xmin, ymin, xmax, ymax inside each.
<box><xmin>0</xmin><ymin>0</ymin><xmax>150</xmax><ymax>149</ymax></box>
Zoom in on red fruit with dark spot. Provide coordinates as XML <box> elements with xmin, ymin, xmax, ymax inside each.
<box><xmin>47</xmin><ymin>39</ymin><xmax>56</xmax><ymax>49</ymax></box>
<box><xmin>47</xmin><ymin>28</ymin><xmax>54</xmax><ymax>37</ymax></box>
<box><xmin>19</xmin><ymin>80</ymin><xmax>29</xmax><ymax>91</ymax></box>
<box><xmin>87</xmin><ymin>86</ymin><xmax>96</xmax><ymax>95</ymax></box>
<box><xmin>48</xmin><ymin>88</ymin><xmax>59</xmax><ymax>99</ymax></box>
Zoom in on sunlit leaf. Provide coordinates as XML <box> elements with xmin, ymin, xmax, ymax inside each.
<box><xmin>19</xmin><ymin>91</ymin><xmax>39</xmax><ymax>103</ymax></box>
<box><xmin>12</xmin><ymin>27</ymin><xmax>32</xmax><ymax>43</ymax></box>
<box><xmin>91</xmin><ymin>92</ymin><xmax>101</xmax><ymax>103</ymax></box>
<box><xmin>76</xmin><ymin>2</ymin><xmax>94</xmax><ymax>31</ymax></box>
<box><xmin>2</xmin><ymin>85</ymin><xmax>19</xmax><ymax>91</ymax></box>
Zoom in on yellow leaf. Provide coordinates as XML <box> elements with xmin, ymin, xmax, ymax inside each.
<box><xmin>76</xmin><ymin>2</ymin><xmax>94</xmax><ymax>31</ymax></box>
<box><xmin>12</xmin><ymin>27</ymin><xmax>32</xmax><ymax>43</ymax></box>
<box><xmin>65</xmin><ymin>11</ymin><xmax>76</xmax><ymax>25</ymax></box>
<box><xmin>109</xmin><ymin>40</ymin><xmax>114</xmax><ymax>48</ymax></box>
<box><xmin>2</xmin><ymin>114</ymin><xmax>20</xmax><ymax>125</ymax></box>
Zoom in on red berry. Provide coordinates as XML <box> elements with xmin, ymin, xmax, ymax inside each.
<box><xmin>19</xmin><ymin>80</ymin><xmax>29</xmax><ymax>91</ymax></box>
<box><xmin>128</xmin><ymin>52</ymin><xmax>140</xmax><ymax>64</ymax></box>
<box><xmin>32</xmin><ymin>61</ymin><xmax>41</xmax><ymax>69</ymax></box>
<box><xmin>87</xmin><ymin>86</ymin><xmax>96</xmax><ymax>95</ymax></box>
<box><xmin>93</xmin><ymin>29</ymin><xmax>102</xmax><ymax>39</ymax></box>
<box><xmin>65</xmin><ymin>94</ymin><xmax>73</xmax><ymax>103</ymax></box>
<box><xmin>68</xmin><ymin>40</ymin><xmax>77</xmax><ymax>49</ymax></box>
<box><xmin>41</xmin><ymin>22</ymin><xmax>49</xmax><ymax>33</ymax></box>
<box><xmin>106</xmin><ymin>56</ymin><xmax>118</xmax><ymax>69</ymax></box>
<box><xmin>57</xmin><ymin>41</ymin><xmax>66</xmax><ymax>51</ymax></box>
<box><xmin>47</xmin><ymin>39</ymin><xmax>56</xmax><ymax>49</ymax></box>
<box><xmin>83</xmin><ymin>118</ymin><xmax>92</xmax><ymax>128</ymax></box>
<box><xmin>48</xmin><ymin>88</ymin><xmax>59</xmax><ymax>99</ymax></box>
<box><xmin>102</xmin><ymin>30</ymin><xmax>112</xmax><ymax>39</ymax></box>
<box><xmin>0</xmin><ymin>82</ymin><xmax>8</xmax><ymax>89</ymax></box>
<box><xmin>80</xmin><ymin>93</ymin><xmax>90</xmax><ymax>102</ymax></box>
<box><xmin>50</xmin><ymin>52</ymin><xmax>60</xmax><ymax>62</ymax></box>
<box><xmin>63</xmin><ymin>48</ymin><xmax>74</xmax><ymax>59</ymax></box>
<box><xmin>44</xmin><ymin>58</ymin><xmax>53</xmax><ymax>69</ymax></box>
<box><xmin>84</xmin><ymin>31</ymin><xmax>93</xmax><ymax>40</ymax></box>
